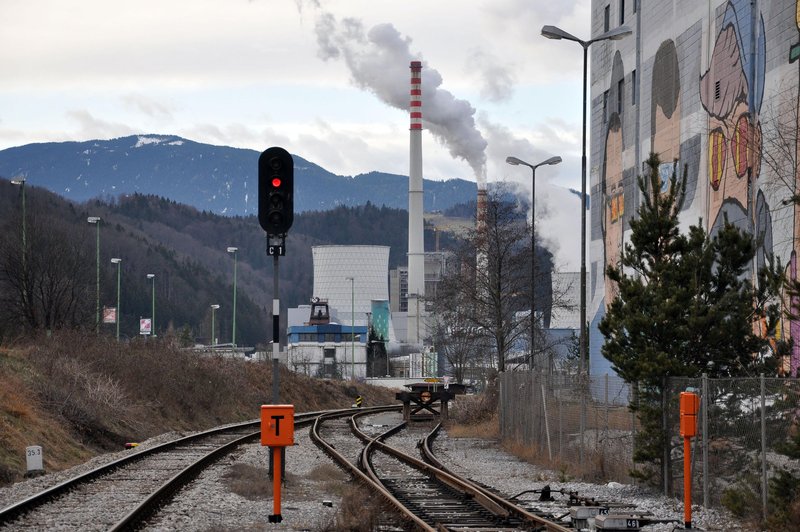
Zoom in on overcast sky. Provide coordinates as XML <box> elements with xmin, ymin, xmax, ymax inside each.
<box><xmin>0</xmin><ymin>0</ymin><xmax>590</xmax><ymax>269</ymax></box>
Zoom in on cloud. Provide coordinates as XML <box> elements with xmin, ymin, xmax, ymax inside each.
<box><xmin>121</xmin><ymin>94</ymin><xmax>174</xmax><ymax>121</ymax></box>
<box><xmin>311</xmin><ymin>7</ymin><xmax>489</xmax><ymax>183</ymax></box>
<box><xmin>465</xmin><ymin>49</ymin><xmax>517</xmax><ymax>103</ymax></box>
<box><xmin>67</xmin><ymin>110</ymin><xmax>136</xmax><ymax>140</ymax></box>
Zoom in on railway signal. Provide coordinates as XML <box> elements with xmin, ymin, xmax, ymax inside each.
<box><xmin>258</xmin><ymin>147</ymin><xmax>294</xmax><ymax>237</ymax></box>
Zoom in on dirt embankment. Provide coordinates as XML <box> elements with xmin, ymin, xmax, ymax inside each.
<box><xmin>0</xmin><ymin>332</ymin><xmax>397</xmax><ymax>485</ymax></box>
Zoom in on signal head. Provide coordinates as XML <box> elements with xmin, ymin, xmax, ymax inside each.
<box><xmin>258</xmin><ymin>147</ymin><xmax>294</xmax><ymax>235</ymax></box>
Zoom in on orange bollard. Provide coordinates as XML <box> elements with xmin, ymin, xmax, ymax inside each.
<box><xmin>272</xmin><ymin>447</ymin><xmax>282</xmax><ymax>522</ymax></box>
<box><xmin>680</xmin><ymin>391</ymin><xmax>700</xmax><ymax>529</ymax></box>
<box><xmin>261</xmin><ymin>405</ymin><xmax>294</xmax><ymax>524</ymax></box>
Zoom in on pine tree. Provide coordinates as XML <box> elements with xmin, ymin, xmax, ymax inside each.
<box><xmin>599</xmin><ymin>153</ymin><xmax>783</xmax><ymax>482</ymax></box>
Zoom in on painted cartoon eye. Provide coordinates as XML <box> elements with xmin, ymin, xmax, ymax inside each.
<box><xmin>708</xmin><ymin>129</ymin><xmax>725</xmax><ymax>190</ymax></box>
<box><xmin>732</xmin><ymin>114</ymin><xmax>749</xmax><ymax>178</ymax></box>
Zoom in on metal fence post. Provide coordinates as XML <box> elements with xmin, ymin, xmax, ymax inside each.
<box><xmin>604</xmin><ymin>374</ymin><xmax>609</xmax><ymax>461</ymax></box>
<box><xmin>663</xmin><ymin>376</ymin><xmax>669</xmax><ymax>496</ymax></box>
<box><xmin>702</xmin><ymin>373</ymin><xmax>708</xmax><ymax>508</ymax></box>
<box><xmin>761</xmin><ymin>373</ymin><xmax>767</xmax><ymax>519</ymax></box>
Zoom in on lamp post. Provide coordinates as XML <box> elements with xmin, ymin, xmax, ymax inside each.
<box><xmin>540</xmin><ymin>24</ymin><xmax>631</xmax><ymax>377</ymax></box>
<box><xmin>227</xmin><ymin>247</ymin><xmax>238</xmax><ymax>346</ymax></box>
<box><xmin>346</xmin><ymin>276</ymin><xmax>354</xmax><ymax>379</ymax></box>
<box><xmin>506</xmin><ymin>155</ymin><xmax>562</xmax><ymax>372</ymax></box>
<box><xmin>11</xmin><ymin>178</ymin><xmax>26</xmax><ymax>281</ymax></box>
<box><xmin>87</xmin><ymin>217</ymin><xmax>101</xmax><ymax>333</ymax></box>
<box><xmin>111</xmin><ymin>258</ymin><xmax>122</xmax><ymax>341</ymax></box>
<box><xmin>146</xmin><ymin>274</ymin><xmax>155</xmax><ymax>337</ymax></box>
<box><xmin>210</xmin><ymin>304</ymin><xmax>220</xmax><ymax>346</ymax></box>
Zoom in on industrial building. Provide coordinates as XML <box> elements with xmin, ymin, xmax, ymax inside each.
<box><xmin>286</xmin><ymin>246</ymin><xmax>389</xmax><ymax>378</ymax></box>
<box><xmin>589</xmin><ymin>0</ymin><xmax>800</xmax><ymax>375</ymax></box>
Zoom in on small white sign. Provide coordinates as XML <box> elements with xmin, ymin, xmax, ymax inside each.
<box><xmin>443</xmin><ymin>375</ymin><xmax>451</xmax><ymax>390</ymax></box>
<box><xmin>26</xmin><ymin>445</ymin><xmax>43</xmax><ymax>472</ymax></box>
<box><xmin>103</xmin><ymin>307</ymin><xmax>116</xmax><ymax>324</ymax></box>
<box><xmin>139</xmin><ymin>318</ymin><xmax>152</xmax><ymax>335</ymax></box>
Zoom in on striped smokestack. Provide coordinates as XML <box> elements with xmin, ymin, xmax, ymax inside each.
<box><xmin>476</xmin><ymin>187</ymin><xmax>488</xmax><ymax>295</ymax></box>
<box><xmin>408</xmin><ymin>60</ymin><xmax>425</xmax><ymax>345</ymax></box>
<box><xmin>476</xmin><ymin>187</ymin><xmax>487</xmax><ymax>233</ymax></box>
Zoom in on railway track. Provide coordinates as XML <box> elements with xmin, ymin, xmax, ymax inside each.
<box><xmin>0</xmin><ymin>406</ymin><xmax>396</xmax><ymax>531</ymax></box>
<box><xmin>311</xmin><ymin>410</ymin><xmax>573</xmax><ymax>531</ymax></box>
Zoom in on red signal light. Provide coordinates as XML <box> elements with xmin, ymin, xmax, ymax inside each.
<box><xmin>272</xmin><ymin>177</ymin><xmax>282</xmax><ymax>188</ymax></box>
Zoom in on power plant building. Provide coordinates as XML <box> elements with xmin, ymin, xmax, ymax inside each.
<box><xmin>286</xmin><ymin>245</ymin><xmax>390</xmax><ymax>378</ymax></box>
<box><xmin>312</xmin><ymin>245</ymin><xmax>390</xmax><ymax>325</ymax></box>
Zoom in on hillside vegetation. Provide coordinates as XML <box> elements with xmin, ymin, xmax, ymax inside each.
<box><xmin>0</xmin><ymin>180</ymin><xmax>462</xmax><ymax>345</ymax></box>
<box><xmin>0</xmin><ymin>332</ymin><xmax>397</xmax><ymax>486</ymax></box>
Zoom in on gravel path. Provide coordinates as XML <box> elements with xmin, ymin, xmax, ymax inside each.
<box><xmin>0</xmin><ymin>414</ymin><xmax>749</xmax><ymax>531</ymax></box>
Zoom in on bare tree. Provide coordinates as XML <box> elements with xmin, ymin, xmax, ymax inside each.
<box><xmin>760</xmin><ymin>81</ymin><xmax>800</xmax><ymax>205</ymax></box>
<box><xmin>0</xmin><ymin>212</ymin><xmax>93</xmax><ymax>333</ymax></box>
<box><xmin>429</xmin><ymin>288</ymin><xmax>487</xmax><ymax>383</ymax></box>
<box><xmin>434</xmin><ymin>187</ymin><xmax>530</xmax><ymax>372</ymax></box>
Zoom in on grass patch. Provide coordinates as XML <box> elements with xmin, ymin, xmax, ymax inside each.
<box><xmin>0</xmin><ymin>332</ymin><xmax>398</xmax><ymax>486</ymax></box>
<box><xmin>446</xmin><ymin>414</ymin><xmax>499</xmax><ymax>439</ymax></box>
<box><xmin>223</xmin><ymin>463</ymin><xmax>272</xmax><ymax>500</ymax></box>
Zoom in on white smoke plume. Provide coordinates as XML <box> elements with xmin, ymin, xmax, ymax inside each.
<box><xmin>311</xmin><ymin>9</ymin><xmax>488</xmax><ymax>184</ymax></box>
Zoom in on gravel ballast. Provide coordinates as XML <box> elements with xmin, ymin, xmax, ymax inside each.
<box><xmin>0</xmin><ymin>413</ymin><xmax>750</xmax><ymax>530</ymax></box>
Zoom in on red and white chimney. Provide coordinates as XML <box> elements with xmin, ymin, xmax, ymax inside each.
<box><xmin>408</xmin><ymin>61</ymin><xmax>425</xmax><ymax>345</ymax></box>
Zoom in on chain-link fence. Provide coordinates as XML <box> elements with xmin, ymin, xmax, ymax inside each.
<box><xmin>665</xmin><ymin>375</ymin><xmax>800</xmax><ymax>517</ymax></box>
<box><xmin>498</xmin><ymin>371</ymin><xmax>638</xmax><ymax>481</ymax></box>
<box><xmin>498</xmin><ymin>371</ymin><xmax>800</xmax><ymax>518</ymax></box>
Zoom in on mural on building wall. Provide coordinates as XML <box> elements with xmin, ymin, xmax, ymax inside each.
<box><xmin>651</xmin><ymin>40</ymin><xmax>682</xmax><ymax>192</ymax></box>
<box><xmin>592</xmin><ymin>0</ymin><xmax>800</xmax><ymax>375</ymax></box>
<box><xmin>785</xmin><ymin>0</ymin><xmax>800</xmax><ymax>374</ymax></box>
<box><xmin>700</xmin><ymin>0</ymin><xmax>765</xmax><ymax>238</ymax></box>
<box><xmin>602</xmin><ymin>114</ymin><xmax>624</xmax><ymax>304</ymax></box>
<box><xmin>601</xmin><ymin>52</ymin><xmax>627</xmax><ymax>306</ymax></box>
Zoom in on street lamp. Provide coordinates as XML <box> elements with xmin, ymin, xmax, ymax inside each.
<box><xmin>11</xmin><ymin>178</ymin><xmax>26</xmax><ymax>279</ymax></box>
<box><xmin>210</xmin><ymin>304</ymin><xmax>220</xmax><ymax>346</ymax></box>
<box><xmin>540</xmin><ymin>24</ymin><xmax>631</xmax><ymax>377</ymax></box>
<box><xmin>227</xmin><ymin>247</ymin><xmax>238</xmax><ymax>346</ymax></box>
<box><xmin>146</xmin><ymin>274</ymin><xmax>155</xmax><ymax>337</ymax></box>
<box><xmin>87</xmin><ymin>217</ymin><xmax>101</xmax><ymax>333</ymax></box>
<box><xmin>506</xmin><ymin>155</ymin><xmax>562</xmax><ymax>371</ymax></box>
<box><xmin>345</xmin><ymin>276</ymin><xmax>354</xmax><ymax>379</ymax></box>
<box><xmin>110</xmin><ymin>258</ymin><xmax>122</xmax><ymax>341</ymax></box>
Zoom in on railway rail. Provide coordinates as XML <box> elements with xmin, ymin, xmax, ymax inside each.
<box><xmin>311</xmin><ymin>409</ymin><xmax>573</xmax><ymax>531</ymax></box>
<box><xmin>0</xmin><ymin>406</ymin><xmax>396</xmax><ymax>531</ymax></box>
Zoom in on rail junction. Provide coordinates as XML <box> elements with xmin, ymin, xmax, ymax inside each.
<box><xmin>0</xmin><ymin>405</ymin><xmax>676</xmax><ymax>530</ymax></box>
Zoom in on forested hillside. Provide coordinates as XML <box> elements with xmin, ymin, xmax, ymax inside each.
<box><xmin>0</xmin><ymin>180</ymin><xmax>463</xmax><ymax>345</ymax></box>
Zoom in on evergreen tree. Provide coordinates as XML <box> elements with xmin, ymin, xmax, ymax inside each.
<box><xmin>599</xmin><ymin>153</ymin><xmax>783</xmax><ymax>482</ymax></box>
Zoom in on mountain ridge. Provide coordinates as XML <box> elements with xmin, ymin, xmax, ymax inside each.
<box><xmin>0</xmin><ymin>135</ymin><xmax>478</xmax><ymax>216</ymax></box>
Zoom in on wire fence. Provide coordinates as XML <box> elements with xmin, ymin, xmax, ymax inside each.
<box><xmin>498</xmin><ymin>371</ymin><xmax>800</xmax><ymax>517</ymax></box>
<box><xmin>498</xmin><ymin>371</ymin><xmax>637</xmax><ymax>481</ymax></box>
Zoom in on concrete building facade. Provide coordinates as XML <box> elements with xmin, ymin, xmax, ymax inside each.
<box><xmin>589</xmin><ymin>0</ymin><xmax>800</xmax><ymax>375</ymax></box>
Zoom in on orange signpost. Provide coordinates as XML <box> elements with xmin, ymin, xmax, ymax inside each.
<box><xmin>679</xmin><ymin>391</ymin><xmax>700</xmax><ymax>529</ymax></box>
<box><xmin>261</xmin><ymin>405</ymin><xmax>295</xmax><ymax>523</ymax></box>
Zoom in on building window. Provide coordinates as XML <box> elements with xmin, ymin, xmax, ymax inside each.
<box><xmin>604</xmin><ymin>5</ymin><xmax>610</xmax><ymax>32</ymax></box>
<box><xmin>620</xmin><ymin>0</ymin><xmax>625</xmax><ymax>24</ymax></box>
<box><xmin>618</xmin><ymin>79</ymin><xmax>624</xmax><ymax>114</ymax></box>
<box><xmin>633</xmin><ymin>0</ymin><xmax>637</xmax><ymax>13</ymax></box>
<box><xmin>603</xmin><ymin>90</ymin><xmax>609</xmax><ymax>123</ymax></box>
<box><xmin>631</xmin><ymin>70</ymin><xmax>637</xmax><ymax>104</ymax></box>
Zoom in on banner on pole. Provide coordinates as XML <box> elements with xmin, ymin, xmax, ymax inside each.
<box><xmin>139</xmin><ymin>318</ymin><xmax>152</xmax><ymax>335</ymax></box>
<box><xmin>103</xmin><ymin>307</ymin><xmax>116</xmax><ymax>324</ymax></box>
